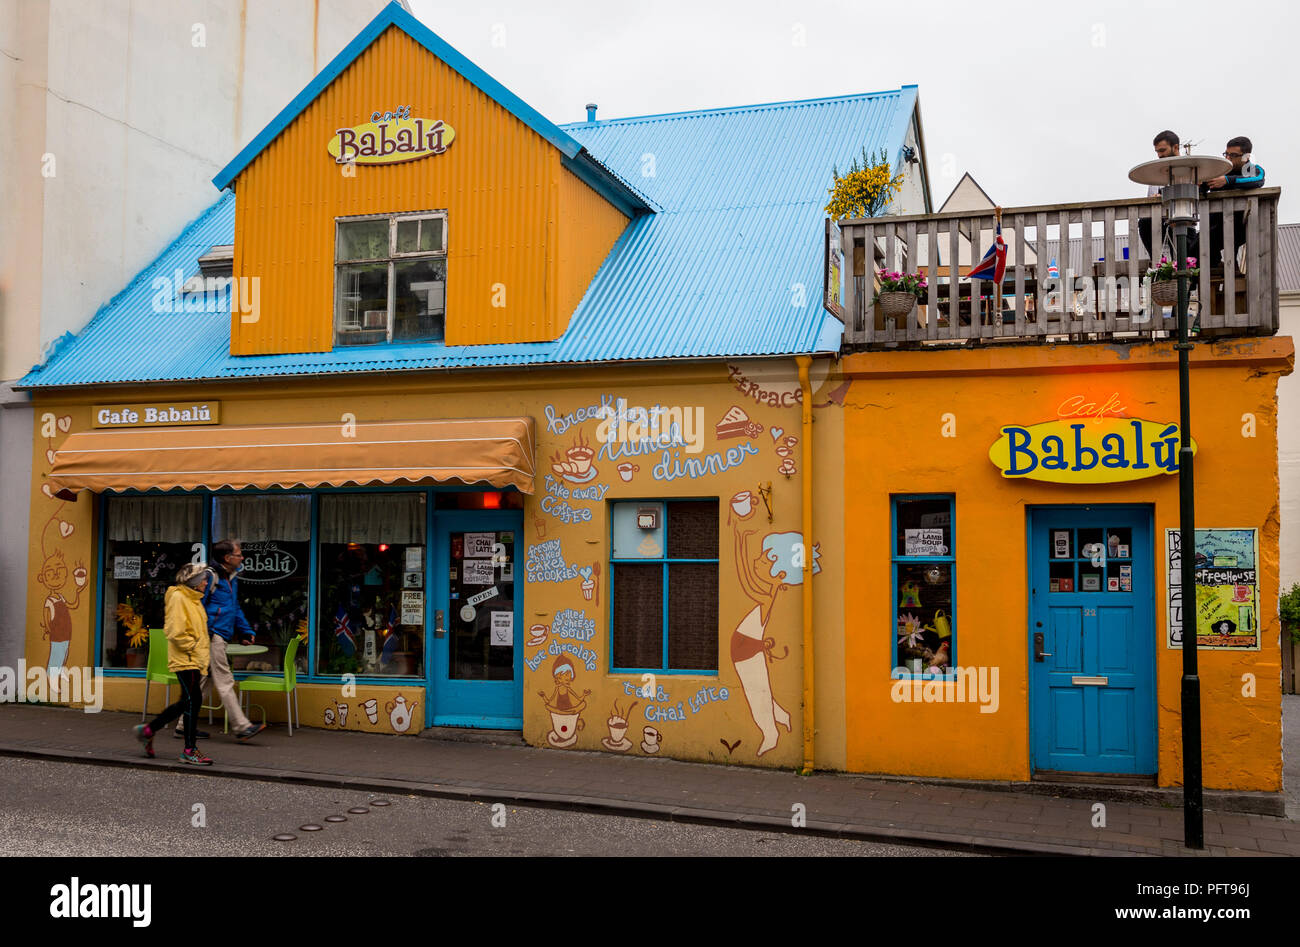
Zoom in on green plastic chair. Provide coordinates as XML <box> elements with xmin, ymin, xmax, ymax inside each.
<box><xmin>238</xmin><ymin>636</ymin><xmax>301</xmax><ymax>735</ymax></box>
<box><xmin>140</xmin><ymin>629</ymin><xmax>178</xmax><ymax>720</ymax></box>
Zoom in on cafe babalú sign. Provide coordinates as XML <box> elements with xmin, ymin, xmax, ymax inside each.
<box><xmin>94</xmin><ymin>402</ymin><xmax>220</xmax><ymax>428</ymax></box>
<box><xmin>328</xmin><ymin>105</ymin><xmax>456</xmax><ymax>165</ymax></box>
<box><xmin>988</xmin><ymin>418</ymin><xmax>1197</xmax><ymax>484</ymax></box>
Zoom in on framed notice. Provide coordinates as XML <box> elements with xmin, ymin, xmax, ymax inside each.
<box><xmin>1166</xmin><ymin>528</ymin><xmax>1259</xmax><ymax>650</ymax></box>
<box><xmin>113</xmin><ymin>556</ymin><xmax>142</xmax><ymax>579</ymax></box>
<box><xmin>490</xmin><ymin>611</ymin><xmax>514</xmax><ymax>647</ymax></box>
<box><xmin>400</xmin><ymin>590</ymin><xmax>423</xmax><ymax>626</ymax></box>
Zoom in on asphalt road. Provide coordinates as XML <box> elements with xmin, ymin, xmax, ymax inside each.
<box><xmin>0</xmin><ymin>757</ymin><xmax>978</xmax><ymax>857</ymax></box>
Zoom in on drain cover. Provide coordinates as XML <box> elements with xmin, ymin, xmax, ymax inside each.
<box><xmin>325</xmin><ymin>815</ymin><xmax>347</xmax><ymax>823</ymax></box>
<box><xmin>347</xmin><ymin>807</ymin><xmax>369</xmax><ymax>814</ymax></box>
<box><xmin>299</xmin><ymin>823</ymin><xmax>324</xmax><ymax>832</ymax></box>
<box><xmin>272</xmin><ymin>834</ymin><xmax>297</xmax><ymax>842</ymax></box>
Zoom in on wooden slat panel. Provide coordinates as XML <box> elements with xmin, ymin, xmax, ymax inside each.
<box><xmin>948</xmin><ymin>218</ymin><xmax>960</xmax><ymax>341</ymax></box>
<box><xmin>905</xmin><ymin>221</ymin><xmax>919</xmax><ymax>339</ymax></box>
<box><xmin>1036</xmin><ymin>211</ymin><xmax>1049</xmax><ymax>333</ymax></box>
<box><xmin>1197</xmin><ymin>203</ymin><xmax>1211</xmax><ymax>330</ymax></box>
<box><xmin>1058</xmin><ymin>210</ymin><xmax>1072</xmax><ymax>336</ymax></box>
<box><xmin>1124</xmin><ymin>206</ymin><xmax>1139</xmax><ymax>330</ymax></box>
<box><xmin>1080</xmin><ymin>208</ymin><xmax>1095</xmax><ymax>334</ymax></box>
<box><xmin>1101</xmin><ymin>207</ymin><xmax>1116</xmax><ymax>334</ymax></box>
<box><xmin>842</xmin><ymin>228</ymin><xmax>859</xmax><ymax>343</ymax></box>
<box><xmin>862</xmin><ymin>222</ymin><xmax>876</xmax><ymax>342</ymax></box>
<box><xmin>1014</xmin><ymin>213</ymin><xmax>1027</xmax><ymax>335</ymax></box>
<box><xmin>1246</xmin><ymin>195</ymin><xmax>1262</xmax><ymax>330</ymax></box>
<box><xmin>1223</xmin><ymin>199</ymin><xmax>1237</xmax><ymax>327</ymax></box>
<box><xmin>926</xmin><ymin>219</ymin><xmax>939</xmax><ymax>341</ymax></box>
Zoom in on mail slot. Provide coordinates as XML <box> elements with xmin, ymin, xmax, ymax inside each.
<box><xmin>1071</xmin><ymin>675</ymin><xmax>1109</xmax><ymax>686</ymax></box>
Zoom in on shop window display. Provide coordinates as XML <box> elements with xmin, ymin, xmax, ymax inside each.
<box><xmin>892</xmin><ymin>496</ymin><xmax>955</xmax><ymax>675</ymax></box>
<box><xmin>610</xmin><ymin>500</ymin><xmax>719</xmax><ymax>672</ymax></box>
<box><xmin>316</xmin><ymin>493</ymin><xmax>426</xmax><ymax>676</ymax></box>
<box><xmin>212</xmin><ymin>494</ymin><xmax>310</xmax><ymax>673</ymax></box>
<box><xmin>101</xmin><ymin>496</ymin><xmax>203</xmax><ymax>669</ymax></box>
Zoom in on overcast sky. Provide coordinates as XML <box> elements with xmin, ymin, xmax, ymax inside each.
<box><xmin>409</xmin><ymin>0</ymin><xmax>1298</xmax><ymax>222</ymax></box>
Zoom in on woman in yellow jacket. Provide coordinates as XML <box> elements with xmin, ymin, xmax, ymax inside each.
<box><xmin>133</xmin><ymin>564</ymin><xmax>215</xmax><ymax>764</ymax></box>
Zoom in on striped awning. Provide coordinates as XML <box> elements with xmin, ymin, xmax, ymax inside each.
<box><xmin>47</xmin><ymin>417</ymin><xmax>537</xmax><ymax>497</ymax></box>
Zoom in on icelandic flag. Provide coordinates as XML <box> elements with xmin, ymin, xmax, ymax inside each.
<box><xmin>333</xmin><ymin>605</ymin><xmax>356</xmax><ymax>656</ymax></box>
<box><xmin>1048</xmin><ymin>257</ymin><xmax>1059</xmax><ymax>279</ymax></box>
<box><xmin>967</xmin><ymin>223</ymin><xmax>1007</xmax><ymax>283</ymax></box>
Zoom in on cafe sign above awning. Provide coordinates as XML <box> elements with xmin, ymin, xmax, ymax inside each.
<box><xmin>327</xmin><ymin>106</ymin><xmax>456</xmax><ymax>166</ymax></box>
<box><xmin>988</xmin><ymin>417</ymin><xmax>1197</xmax><ymax>484</ymax></box>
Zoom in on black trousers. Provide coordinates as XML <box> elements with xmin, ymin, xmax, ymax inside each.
<box><xmin>148</xmin><ymin>669</ymin><xmax>202</xmax><ymax>750</ymax></box>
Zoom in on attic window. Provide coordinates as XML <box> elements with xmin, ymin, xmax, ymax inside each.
<box><xmin>334</xmin><ymin>212</ymin><xmax>447</xmax><ymax>346</ymax></box>
<box><xmin>197</xmin><ymin>245</ymin><xmax>234</xmax><ymax>279</ymax></box>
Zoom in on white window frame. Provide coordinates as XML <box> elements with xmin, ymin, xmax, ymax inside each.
<box><xmin>334</xmin><ymin>210</ymin><xmax>447</xmax><ymax>345</ymax></box>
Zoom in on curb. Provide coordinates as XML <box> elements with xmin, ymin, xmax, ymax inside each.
<box><xmin>0</xmin><ymin>742</ymin><xmax>1125</xmax><ymax>857</ymax></box>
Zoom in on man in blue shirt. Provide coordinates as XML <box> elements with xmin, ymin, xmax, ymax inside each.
<box><xmin>199</xmin><ymin>540</ymin><xmax>266</xmax><ymax>741</ymax></box>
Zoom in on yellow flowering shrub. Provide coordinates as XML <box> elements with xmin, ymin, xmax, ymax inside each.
<box><xmin>825</xmin><ymin>147</ymin><xmax>905</xmax><ymax>220</ymax></box>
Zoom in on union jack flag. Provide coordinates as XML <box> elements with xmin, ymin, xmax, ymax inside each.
<box><xmin>333</xmin><ymin>605</ymin><xmax>356</xmax><ymax>655</ymax></box>
<box><xmin>967</xmin><ymin>223</ymin><xmax>1007</xmax><ymax>284</ymax></box>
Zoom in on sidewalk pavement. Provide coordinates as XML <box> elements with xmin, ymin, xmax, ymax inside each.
<box><xmin>1</xmin><ymin>703</ymin><xmax>1297</xmax><ymax>857</ymax></box>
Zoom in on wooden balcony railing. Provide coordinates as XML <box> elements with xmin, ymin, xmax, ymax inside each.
<box><xmin>838</xmin><ymin>188</ymin><xmax>1280</xmax><ymax>348</ymax></box>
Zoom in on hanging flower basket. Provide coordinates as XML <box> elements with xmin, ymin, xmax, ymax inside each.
<box><xmin>1150</xmin><ymin>280</ymin><xmax>1179</xmax><ymax>307</ymax></box>
<box><xmin>879</xmin><ymin>291</ymin><xmax>917</xmax><ymax>319</ymax></box>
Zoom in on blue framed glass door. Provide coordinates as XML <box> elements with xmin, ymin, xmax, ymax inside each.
<box><xmin>429</xmin><ymin>512</ymin><xmax>524</xmax><ymax>728</ymax></box>
<box><xmin>1028</xmin><ymin>505</ymin><xmax>1156</xmax><ymax>776</ymax></box>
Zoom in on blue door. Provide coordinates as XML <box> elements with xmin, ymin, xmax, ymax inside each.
<box><xmin>429</xmin><ymin>512</ymin><xmax>524</xmax><ymax>728</ymax></box>
<box><xmin>1028</xmin><ymin>506</ymin><xmax>1155</xmax><ymax>775</ymax></box>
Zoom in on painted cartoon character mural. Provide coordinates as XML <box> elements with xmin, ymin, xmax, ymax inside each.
<box><xmin>539</xmin><ymin>655</ymin><xmax>590</xmax><ymax>748</ymax></box>
<box><xmin>728</xmin><ymin>491</ymin><xmax>820</xmax><ymax>756</ymax></box>
<box><xmin>38</xmin><ymin>548</ymin><xmax>87</xmax><ymax>677</ymax></box>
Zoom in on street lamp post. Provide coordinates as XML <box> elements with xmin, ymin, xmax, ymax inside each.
<box><xmin>1128</xmin><ymin>154</ymin><xmax>1230</xmax><ymax>851</ymax></box>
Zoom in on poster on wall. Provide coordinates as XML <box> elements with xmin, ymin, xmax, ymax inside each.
<box><xmin>401</xmin><ymin>591</ymin><xmax>424</xmax><ymax>626</ymax></box>
<box><xmin>1165</xmin><ymin>528</ymin><xmax>1260</xmax><ymax>650</ymax></box>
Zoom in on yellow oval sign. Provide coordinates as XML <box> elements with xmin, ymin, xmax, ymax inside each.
<box><xmin>327</xmin><ymin>116</ymin><xmax>456</xmax><ymax>166</ymax></box>
<box><xmin>988</xmin><ymin>417</ymin><xmax>1197</xmax><ymax>484</ymax></box>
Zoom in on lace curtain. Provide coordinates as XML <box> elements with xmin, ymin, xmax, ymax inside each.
<box><xmin>106</xmin><ymin>496</ymin><xmax>202</xmax><ymax>542</ymax></box>
<box><xmin>213</xmin><ymin>494</ymin><xmax>310</xmax><ymax>542</ymax></box>
<box><xmin>319</xmin><ymin>493</ymin><xmax>424</xmax><ymax>545</ymax></box>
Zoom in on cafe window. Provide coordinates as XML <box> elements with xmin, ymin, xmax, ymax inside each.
<box><xmin>334</xmin><ymin>212</ymin><xmax>446</xmax><ymax>346</ymax></box>
<box><xmin>316</xmin><ymin>493</ymin><xmax>426</xmax><ymax>677</ymax></box>
<box><xmin>100</xmin><ymin>496</ymin><xmax>204</xmax><ymax>669</ymax></box>
<box><xmin>610</xmin><ymin>500</ymin><xmax>719</xmax><ymax>673</ymax></box>
<box><xmin>212</xmin><ymin>494</ymin><xmax>310</xmax><ymax>673</ymax></box>
<box><xmin>892</xmin><ymin>495</ymin><xmax>955</xmax><ymax>676</ymax></box>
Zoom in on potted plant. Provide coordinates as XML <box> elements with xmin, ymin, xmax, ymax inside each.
<box><xmin>825</xmin><ymin>147</ymin><xmax>904</xmax><ymax>220</ymax></box>
<box><xmin>115</xmin><ymin>600</ymin><xmax>149</xmax><ymax>668</ymax></box>
<box><xmin>876</xmin><ymin>269</ymin><xmax>927</xmax><ymax>320</ymax></box>
<box><xmin>1147</xmin><ymin>255</ymin><xmax>1198</xmax><ymax>308</ymax></box>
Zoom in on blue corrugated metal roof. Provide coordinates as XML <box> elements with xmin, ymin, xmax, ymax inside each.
<box><xmin>21</xmin><ymin>88</ymin><xmax>916</xmax><ymax>388</ymax></box>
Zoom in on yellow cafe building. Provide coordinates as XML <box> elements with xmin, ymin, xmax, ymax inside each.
<box><xmin>14</xmin><ymin>2</ymin><xmax>1293</xmax><ymax>803</ymax></box>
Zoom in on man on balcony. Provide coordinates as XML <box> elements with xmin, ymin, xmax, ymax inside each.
<box><xmin>1137</xmin><ymin>130</ymin><xmax>1198</xmax><ymax>260</ymax></box>
<box><xmin>1205</xmin><ymin>136</ymin><xmax>1265</xmax><ymax>271</ymax></box>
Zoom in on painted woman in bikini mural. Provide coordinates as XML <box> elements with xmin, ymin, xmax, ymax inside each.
<box><xmin>729</xmin><ymin>491</ymin><xmax>820</xmax><ymax>757</ymax></box>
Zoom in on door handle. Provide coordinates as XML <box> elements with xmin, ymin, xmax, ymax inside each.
<box><xmin>434</xmin><ymin>609</ymin><xmax>446</xmax><ymax>638</ymax></box>
<box><xmin>1033</xmin><ymin>631</ymin><xmax>1053</xmax><ymax>662</ymax></box>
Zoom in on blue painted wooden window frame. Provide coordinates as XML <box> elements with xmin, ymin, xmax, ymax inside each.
<box><xmin>608</xmin><ymin>498</ymin><xmax>720</xmax><ymax>676</ymax></box>
<box><xmin>890</xmin><ymin>494</ymin><xmax>956</xmax><ymax>681</ymax></box>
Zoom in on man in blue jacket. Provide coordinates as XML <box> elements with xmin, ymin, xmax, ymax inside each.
<box><xmin>200</xmin><ymin>540</ymin><xmax>266</xmax><ymax>742</ymax></box>
<box><xmin>1205</xmin><ymin>136</ymin><xmax>1265</xmax><ymax>270</ymax></box>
